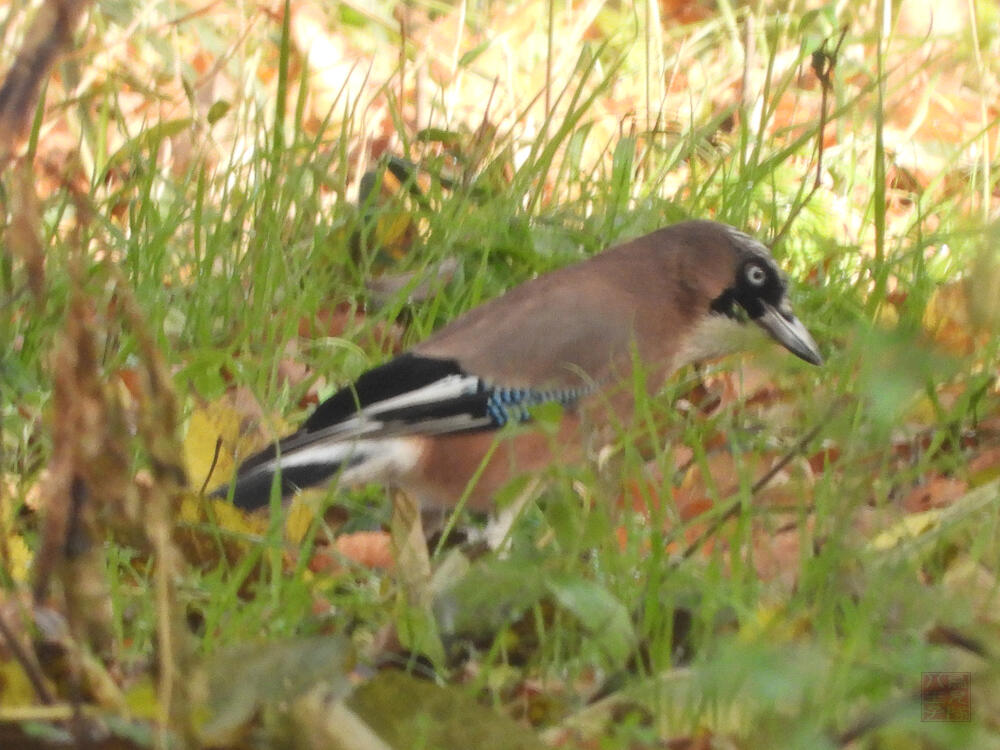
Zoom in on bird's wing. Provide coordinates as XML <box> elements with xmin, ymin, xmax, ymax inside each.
<box><xmin>305</xmin><ymin>353</ymin><xmax>586</xmax><ymax>441</ymax></box>
<box><xmin>221</xmin><ymin>352</ymin><xmax>589</xmax><ymax>507</ymax></box>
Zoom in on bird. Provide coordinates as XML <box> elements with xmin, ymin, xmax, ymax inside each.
<box><xmin>215</xmin><ymin>220</ymin><xmax>822</xmax><ymax>513</ymax></box>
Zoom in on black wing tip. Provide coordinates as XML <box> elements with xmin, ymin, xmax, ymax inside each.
<box><xmin>212</xmin><ymin>458</ymin><xmax>353</xmax><ymax>511</ymax></box>
<box><xmin>207</xmin><ymin>470</ymin><xmax>285</xmax><ymax>511</ymax></box>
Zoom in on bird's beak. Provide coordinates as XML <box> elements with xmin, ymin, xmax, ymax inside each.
<box><xmin>755</xmin><ymin>300</ymin><xmax>823</xmax><ymax>365</ymax></box>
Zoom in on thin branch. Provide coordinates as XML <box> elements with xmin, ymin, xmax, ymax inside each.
<box><xmin>0</xmin><ymin>0</ymin><xmax>92</xmax><ymax>166</ymax></box>
<box><xmin>834</xmin><ymin>669</ymin><xmax>992</xmax><ymax>746</ymax></box>
<box><xmin>680</xmin><ymin>398</ymin><xmax>841</xmax><ymax>561</ymax></box>
<box><xmin>199</xmin><ymin>437</ymin><xmax>223</xmax><ymax>496</ymax></box>
<box><xmin>771</xmin><ymin>25</ymin><xmax>848</xmax><ymax>248</ymax></box>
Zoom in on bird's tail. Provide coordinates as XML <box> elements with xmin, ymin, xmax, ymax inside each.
<box><xmin>211</xmin><ymin>439</ymin><xmax>362</xmax><ymax>510</ymax></box>
<box><xmin>211</xmin><ymin>436</ymin><xmax>419</xmax><ymax>511</ymax></box>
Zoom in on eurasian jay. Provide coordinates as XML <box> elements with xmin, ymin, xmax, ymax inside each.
<box><xmin>217</xmin><ymin>220</ymin><xmax>822</xmax><ymax>512</ymax></box>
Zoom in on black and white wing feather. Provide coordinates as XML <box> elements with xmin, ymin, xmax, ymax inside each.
<box><xmin>216</xmin><ymin>353</ymin><xmax>586</xmax><ymax>509</ymax></box>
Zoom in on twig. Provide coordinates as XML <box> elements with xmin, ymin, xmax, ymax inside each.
<box><xmin>199</xmin><ymin>436</ymin><xmax>223</xmax><ymax>496</ymax></box>
<box><xmin>834</xmin><ymin>669</ymin><xmax>991</xmax><ymax>746</ymax></box>
<box><xmin>771</xmin><ymin>25</ymin><xmax>848</xmax><ymax>248</ymax></box>
<box><xmin>810</xmin><ymin>27</ymin><xmax>847</xmax><ymax>187</ymax></box>
<box><xmin>0</xmin><ymin>0</ymin><xmax>92</xmax><ymax>166</ymax></box>
<box><xmin>680</xmin><ymin>399</ymin><xmax>841</xmax><ymax>561</ymax></box>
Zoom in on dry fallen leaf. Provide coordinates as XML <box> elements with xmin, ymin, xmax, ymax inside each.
<box><xmin>923</xmin><ymin>280</ymin><xmax>987</xmax><ymax>356</ymax></box>
<box><xmin>308</xmin><ymin>531</ymin><xmax>396</xmax><ymax>572</ymax></box>
<box><xmin>901</xmin><ymin>475</ymin><xmax>968</xmax><ymax>513</ymax></box>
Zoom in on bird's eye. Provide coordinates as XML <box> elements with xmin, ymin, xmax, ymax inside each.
<box><xmin>745</xmin><ymin>264</ymin><xmax>767</xmax><ymax>286</ymax></box>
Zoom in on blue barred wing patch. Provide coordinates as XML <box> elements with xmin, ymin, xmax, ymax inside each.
<box><xmin>484</xmin><ymin>385</ymin><xmax>587</xmax><ymax>427</ymax></box>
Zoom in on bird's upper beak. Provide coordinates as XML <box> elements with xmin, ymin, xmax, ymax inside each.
<box><xmin>755</xmin><ymin>300</ymin><xmax>823</xmax><ymax>365</ymax></box>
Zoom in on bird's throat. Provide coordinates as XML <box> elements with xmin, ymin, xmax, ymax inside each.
<box><xmin>671</xmin><ymin>314</ymin><xmax>758</xmax><ymax>370</ymax></box>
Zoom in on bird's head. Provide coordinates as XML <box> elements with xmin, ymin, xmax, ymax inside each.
<box><xmin>672</xmin><ymin>221</ymin><xmax>823</xmax><ymax>367</ymax></box>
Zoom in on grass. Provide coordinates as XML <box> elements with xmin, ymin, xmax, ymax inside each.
<box><xmin>2</xmin><ymin>0</ymin><xmax>999</xmax><ymax>748</ymax></box>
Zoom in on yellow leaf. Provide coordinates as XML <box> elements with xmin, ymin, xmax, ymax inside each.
<box><xmin>6</xmin><ymin>535</ymin><xmax>31</xmax><ymax>584</ymax></box>
<box><xmin>284</xmin><ymin>497</ymin><xmax>316</xmax><ymax>546</ymax></box>
<box><xmin>184</xmin><ymin>400</ymin><xmax>283</xmax><ymax>494</ymax></box>
<box><xmin>124</xmin><ymin>675</ymin><xmax>161</xmax><ymax>720</ymax></box>
<box><xmin>0</xmin><ymin>659</ymin><xmax>40</xmax><ymax>707</ymax></box>
<box><xmin>178</xmin><ymin>493</ymin><xmax>267</xmax><ymax>538</ymax></box>
<box><xmin>375</xmin><ymin>210</ymin><xmax>416</xmax><ymax>260</ymax></box>
<box><xmin>922</xmin><ymin>280</ymin><xmax>991</xmax><ymax>356</ymax></box>
<box><xmin>183</xmin><ymin>403</ymin><xmax>242</xmax><ymax>491</ymax></box>
<box><xmin>739</xmin><ymin>603</ymin><xmax>812</xmax><ymax>643</ymax></box>
<box><xmin>870</xmin><ymin>509</ymin><xmax>943</xmax><ymax>551</ymax></box>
